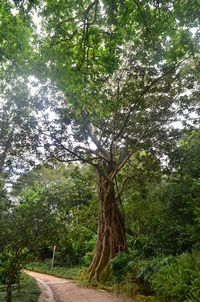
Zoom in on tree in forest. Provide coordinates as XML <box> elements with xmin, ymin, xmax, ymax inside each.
<box><xmin>34</xmin><ymin>0</ymin><xmax>200</xmax><ymax>280</ymax></box>
<box><xmin>0</xmin><ymin>0</ymin><xmax>200</xmax><ymax>281</ymax></box>
<box><xmin>12</xmin><ymin>163</ymin><xmax>98</xmax><ymax>265</ymax></box>
<box><xmin>0</xmin><ymin>184</ymin><xmax>63</xmax><ymax>302</ymax></box>
<box><xmin>123</xmin><ymin>130</ymin><xmax>200</xmax><ymax>257</ymax></box>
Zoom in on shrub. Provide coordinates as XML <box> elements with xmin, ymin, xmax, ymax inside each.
<box><xmin>111</xmin><ymin>252</ymin><xmax>133</xmax><ymax>282</ymax></box>
<box><xmin>136</xmin><ymin>256</ymin><xmax>173</xmax><ymax>292</ymax></box>
<box><xmin>82</xmin><ymin>251</ymin><xmax>94</xmax><ymax>267</ymax></box>
<box><xmin>0</xmin><ymin>256</ymin><xmax>20</xmax><ymax>285</ymax></box>
<box><xmin>152</xmin><ymin>251</ymin><xmax>200</xmax><ymax>301</ymax></box>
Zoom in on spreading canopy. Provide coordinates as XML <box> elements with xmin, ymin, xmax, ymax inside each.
<box><xmin>30</xmin><ymin>0</ymin><xmax>200</xmax><ymax>177</ymax></box>
<box><xmin>0</xmin><ymin>0</ymin><xmax>200</xmax><ymax>280</ymax></box>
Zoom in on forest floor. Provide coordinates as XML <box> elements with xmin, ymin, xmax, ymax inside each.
<box><xmin>25</xmin><ymin>270</ymin><xmax>130</xmax><ymax>302</ymax></box>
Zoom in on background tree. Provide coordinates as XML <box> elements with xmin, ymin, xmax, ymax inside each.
<box><xmin>0</xmin><ymin>183</ymin><xmax>64</xmax><ymax>302</ymax></box>
<box><xmin>124</xmin><ymin>130</ymin><xmax>200</xmax><ymax>257</ymax></box>
<box><xmin>12</xmin><ymin>163</ymin><xmax>98</xmax><ymax>266</ymax></box>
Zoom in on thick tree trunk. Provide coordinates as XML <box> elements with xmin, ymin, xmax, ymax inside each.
<box><xmin>89</xmin><ymin>162</ymin><xmax>128</xmax><ymax>281</ymax></box>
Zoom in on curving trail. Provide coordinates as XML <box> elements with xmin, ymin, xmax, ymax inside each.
<box><xmin>25</xmin><ymin>270</ymin><xmax>127</xmax><ymax>302</ymax></box>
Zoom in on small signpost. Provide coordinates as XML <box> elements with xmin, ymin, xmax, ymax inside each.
<box><xmin>51</xmin><ymin>245</ymin><xmax>56</xmax><ymax>270</ymax></box>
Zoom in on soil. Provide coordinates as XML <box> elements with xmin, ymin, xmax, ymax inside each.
<box><xmin>25</xmin><ymin>270</ymin><xmax>129</xmax><ymax>302</ymax></box>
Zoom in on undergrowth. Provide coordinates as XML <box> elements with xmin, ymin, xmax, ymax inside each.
<box><xmin>110</xmin><ymin>251</ymin><xmax>200</xmax><ymax>302</ymax></box>
<box><xmin>26</xmin><ymin>260</ymin><xmax>81</xmax><ymax>280</ymax></box>
<box><xmin>0</xmin><ymin>273</ymin><xmax>40</xmax><ymax>302</ymax></box>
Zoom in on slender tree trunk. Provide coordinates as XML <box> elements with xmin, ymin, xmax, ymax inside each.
<box><xmin>17</xmin><ymin>272</ymin><xmax>21</xmax><ymax>294</ymax></box>
<box><xmin>6</xmin><ymin>278</ymin><xmax>13</xmax><ymax>302</ymax></box>
<box><xmin>6</xmin><ymin>267</ymin><xmax>15</xmax><ymax>302</ymax></box>
<box><xmin>89</xmin><ymin>161</ymin><xmax>128</xmax><ymax>281</ymax></box>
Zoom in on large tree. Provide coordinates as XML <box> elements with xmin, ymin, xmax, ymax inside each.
<box><xmin>35</xmin><ymin>0</ymin><xmax>200</xmax><ymax>280</ymax></box>
<box><xmin>1</xmin><ymin>0</ymin><xmax>200</xmax><ymax>280</ymax></box>
<box><xmin>0</xmin><ymin>185</ymin><xmax>62</xmax><ymax>302</ymax></box>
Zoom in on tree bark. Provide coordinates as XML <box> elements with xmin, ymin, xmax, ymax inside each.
<box><xmin>89</xmin><ymin>161</ymin><xmax>128</xmax><ymax>281</ymax></box>
<box><xmin>6</xmin><ymin>266</ymin><xmax>16</xmax><ymax>302</ymax></box>
<box><xmin>6</xmin><ymin>277</ymin><xmax>13</xmax><ymax>302</ymax></box>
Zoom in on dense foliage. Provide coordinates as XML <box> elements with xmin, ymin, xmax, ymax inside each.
<box><xmin>12</xmin><ymin>164</ymin><xmax>98</xmax><ymax>265</ymax></box>
<box><xmin>110</xmin><ymin>130</ymin><xmax>200</xmax><ymax>300</ymax></box>
<box><xmin>0</xmin><ymin>0</ymin><xmax>200</xmax><ymax>301</ymax></box>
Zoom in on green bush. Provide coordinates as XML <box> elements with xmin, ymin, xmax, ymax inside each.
<box><xmin>152</xmin><ymin>251</ymin><xmax>200</xmax><ymax>301</ymax></box>
<box><xmin>0</xmin><ymin>256</ymin><xmax>20</xmax><ymax>285</ymax></box>
<box><xmin>82</xmin><ymin>250</ymin><xmax>94</xmax><ymax>267</ymax></box>
<box><xmin>111</xmin><ymin>252</ymin><xmax>133</xmax><ymax>282</ymax></box>
<box><xmin>0</xmin><ymin>266</ymin><xmax>8</xmax><ymax>285</ymax></box>
<box><xmin>136</xmin><ymin>256</ymin><xmax>173</xmax><ymax>292</ymax></box>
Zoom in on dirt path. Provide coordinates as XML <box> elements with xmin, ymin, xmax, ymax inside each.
<box><xmin>25</xmin><ymin>270</ymin><xmax>128</xmax><ymax>302</ymax></box>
